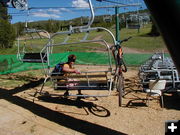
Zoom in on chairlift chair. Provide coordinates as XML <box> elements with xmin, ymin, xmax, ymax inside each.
<box><xmin>33</xmin><ymin>23</ymin><xmax>127</xmax><ymax>107</ymax></box>
<box><xmin>17</xmin><ymin>28</ymin><xmax>50</xmax><ymax>63</ymax></box>
<box><xmin>139</xmin><ymin>52</ymin><xmax>180</xmax><ymax>92</ymax></box>
<box><xmin>33</xmin><ymin>0</ymin><xmax>126</xmax><ymax>107</ymax></box>
<box><xmin>38</xmin><ymin>26</ymin><xmax>115</xmax><ymax>97</ymax></box>
<box><xmin>103</xmin><ymin>15</ymin><xmax>112</xmax><ymax>23</ymax></box>
<box><xmin>126</xmin><ymin>14</ymin><xmax>141</xmax><ymax>29</ymax></box>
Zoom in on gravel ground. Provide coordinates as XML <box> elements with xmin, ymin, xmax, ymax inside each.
<box><xmin>0</xmin><ymin>67</ymin><xmax>179</xmax><ymax>135</ymax></box>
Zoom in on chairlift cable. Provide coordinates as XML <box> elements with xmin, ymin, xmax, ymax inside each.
<box><xmin>28</xmin><ymin>6</ymin><xmax>90</xmax><ymax>10</ymax></box>
<box><xmin>97</xmin><ymin>0</ymin><xmax>128</xmax><ymax>5</ymax></box>
<box><xmin>9</xmin><ymin>5</ymin><xmax>141</xmax><ymax>15</ymax></box>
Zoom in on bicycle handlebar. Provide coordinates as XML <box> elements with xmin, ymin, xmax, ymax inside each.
<box><xmin>120</xmin><ymin>36</ymin><xmax>132</xmax><ymax>44</ymax></box>
<box><xmin>110</xmin><ymin>36</ymin><xmax>132</xmax><ymax>50</ymax></box>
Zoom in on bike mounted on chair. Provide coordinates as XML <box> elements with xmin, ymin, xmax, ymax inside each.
<box><xmin>33</xmin><ymin>0</ymin><xmax>132</xmax><ymax>107</ymax></box>
<box><xmin>111</xmin><ymin>36</ymin><xmax>132</xmax><ymax>106</ymax></box>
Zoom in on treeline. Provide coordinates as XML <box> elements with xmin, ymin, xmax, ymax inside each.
<box><xmin>0</xmin><ymin>7</ymin><xmax>152</xmax><ymax>49</ymax></box>
<box><xmin>13</xmin><ymin>16</ymin><xmax>116</xmax><ymax>36</ymax></box>
<box><xmin>0</xmin><ymin>3</ymin><xmax>16</xmax><ymax>49</ymax></box>
<box><xmin>14</xmin><ymin>9</ymin><xmax>151</xmax><ymax>35</ymax></box>
<box><xmin>13</xmin><ymin>9</ymin><xmax>150</xmax><ymax>36</ymax></box>
<box><xmin>12</xmin><ymin>15</ymin><xmax>126</xmax><ymax>36</ymax></box>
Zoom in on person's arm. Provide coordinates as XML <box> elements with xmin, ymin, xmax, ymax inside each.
<box><xmin>63</xmin><ymin>64</ymin><xmax>80</xmax><ymax>74</ymax></box>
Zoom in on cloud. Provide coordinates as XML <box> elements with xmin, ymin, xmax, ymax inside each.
<box><xmin>72</xmin><ymin>0</ymin><xmax>89</xmax><ymax>8</ymax></box>
<box><xmin>28</xmin><ymin>20</ymin><xmax>34</xmax><ymax>22</ymax></box>
<box><xmin>31</xmin><ymin>9</ymin><xmax>61</xmax><ymax>18</ymax></box>
<box><xmin>47</xmin><ymin>8</ymin><xmax>61</xmax><ymax>14</ymax></box>
<box><xmin>32</xmin><ymin>12</ymin><xmax>60</xmax><ymax>18</ymax></box>
<box><xmin>59</xmin><ymin>8</ymin><xmax>71</xmax><ymax>12</ymax></box>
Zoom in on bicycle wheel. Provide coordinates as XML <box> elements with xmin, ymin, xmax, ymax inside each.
<box><xmin>88</xmin><ymin>105</ymin><xmax>110</xmax><ymax>117</ymax></box>
<box><xmin>116</xmin><ymin>74</ymin><xmax>124</xmax><ymax>107</ymax></box>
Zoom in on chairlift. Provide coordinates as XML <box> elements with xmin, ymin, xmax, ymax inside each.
<box><xmin>35</xmin><ymin>26</ymin><xmax>117</xmax><ymax>100</ymax></box>
<box><xmin>139</xmin><ymin>52</ymin><xmax>180</xmax><ymax>92</ymax></box>
<box><xmin>15</xmin><ymin>1</ymin><xmax>50</xmax><ymax>63</ymax></box>
<box><xmin>17</xmin><ymin>28</ymin><xmax>50</xmax><ymax>63</ymax></box>
<box><xmin>125</xmin><ymin>1</ymin><xmax>142</xmax><ymax>30</ymax></box>
<box><xmin>103</xmin><ymin>15</ymin><xmax>112</xmax><ymax>23</ymax></box>
<box><xmin>0</xmin><ymin>0</ymin><xmax>28</xmax><ymax>10</ymax></box>
<box><xmin>141</xmin><ymin>13</ymin><xmax>150</xmax><ymax>25</ymax></box>
<box><xmin>11</xmin><ymin>0</ymin><xmax>28</xmax><ymax>10</ymax></box>
<box><xmin>33</xmin><ymin>0</ymin><xmax>127</xmax><ymax>107</ymax></box>
<box><xmin>126</xmin><ymin>14</ymin><xmax>141</xmax><ymax>29</ymax></box>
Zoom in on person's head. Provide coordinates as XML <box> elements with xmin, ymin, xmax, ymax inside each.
<box><xmin>68</xmin><ymin>54</ymin><xmax>76</xmax><ymax>64</ymax></box>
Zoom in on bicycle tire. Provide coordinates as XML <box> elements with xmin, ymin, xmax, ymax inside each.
<box><xmin>116</xmin><ymin>74</ymin><xmax>124</xmax><ymax>107</ymax></box>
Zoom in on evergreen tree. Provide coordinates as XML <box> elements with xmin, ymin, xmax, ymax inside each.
<box><xmin>13</xmin><ymin>22</ymin><xmax>24</xmax><ymax>36</ymax></box>
<box><xmin>149</xmin><ymin>23</ymin><xmax>160</xmax><ymax>36</ymax></box>
<box><xmin>0</xmin><ymin>19</ymin><xmax>16</xmax><ymax>48</ymax></box>
<box><xmin>148</xmin><ymin>17</ymin><xmax>160</xmax><ymax>36</ymax></box>
<box><xmin>0</xmin><ymin>2</ymin><xmax>9</xmax><ymax>20</ymax></box>
<box><xmin>0</xmin><ymin>3</ymin><xmax>16</xmax><ymax>48</ymax></box>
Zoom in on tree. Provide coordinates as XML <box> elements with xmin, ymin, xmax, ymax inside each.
<box><xmin>44</xmin><ymin>19</ymin><xmax>59</xmax><ymax>33</ymax></box>
<box><xmin>0</xmin><ymin>19</ymin><xmax>16</xmax><ymax>48</ymax></box>
<box><xmin>148</xmin><ymin>16</ymin><xmax>160</xmax><ymax>36</ymax></box>
<box><xmin>149</xmin><ymin>23</ymin><xmax>160</xmax><ymax>36</ymax></box>
<box><xmin>0</xmin><ymin>3</ymin><xmax>16</xmax><ymax>48</ymax></box>
<box><xmin>0</xmin><ymin>2</ymin><xmax>9</xmax><ymax>20</ymax></box>
<box><xmin>13</xmin><ymin>22</ymin><xmax>24</xmax><ymax>36</ymax></box>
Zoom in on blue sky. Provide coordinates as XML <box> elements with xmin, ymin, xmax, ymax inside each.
<box><xmin>8</xmin><ymin>0</ymin><xmax>147</xmax><ymax>23</ymax></box>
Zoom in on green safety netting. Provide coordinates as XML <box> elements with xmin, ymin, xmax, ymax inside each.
<box><xmin>0</xmin><ymin>52</ymin><xmax>159</xmax><ymax>75</ymax></box>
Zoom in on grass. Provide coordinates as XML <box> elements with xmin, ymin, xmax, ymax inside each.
<box><xmin>0</xmin><ymin>23</ymin><xmax>167</xmax><ymax>55</ymax></box>
<box><xmin>98</xmin><ymin>24</ymin><xmax>166</xmax><ymax>51</ymax></box>
<box><xmin>0</xmin><ymin>69</ymin><xmax>43</xmax><ymax>88</ymax></box>
<box><xmin>0</xmin><ymin>48</ymin><xmax>16</xmax><ymax>55</ymax></box>
<box><xmin>120</xmin><ymin>24</ymin><xmax>166</xmax><ymax>51</ymax></box>
<box><xmin>0</xmin><ymin>74</ymin><xmax>27</xmax><ymax>88</ymax></box>
<box><xmin>124</xmin><ymin>36</ymin><xmax>166</xmax><ymax>51</ymax></box>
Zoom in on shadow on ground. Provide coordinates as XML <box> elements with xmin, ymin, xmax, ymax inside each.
<box><xmin>164</xmin><ymin>93</ymin><xmax>180</xmax><ymax>110</ymax></box>
<box><xmin>122</xmin><ymin>89</ymin><xmax>147</xmax><ymax>108</ymax></box>
<box><xmin>0</xmin><ymin>79</ymin><xmax>126</xmax><ymax>135</ymax></box>
<box><xmin>124</xmin><ymin>89</ymin><xmax>180</xmax><ymax>110</ymax></box>
<box><xmin>38</xmin><ymin>96</ymin><xmax>111</xmax><ymax>117</ymax></box>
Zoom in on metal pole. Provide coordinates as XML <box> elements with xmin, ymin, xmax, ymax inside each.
<box><xmin>115</xmin><ymin>6</ymin><xmax>120</xmax><ymax>46</ymax></box>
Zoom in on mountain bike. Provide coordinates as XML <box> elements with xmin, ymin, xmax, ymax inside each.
<box><xmin>112</xmin><ymin>36</ymin><xmax>132</xmax><ymax>106</ymax></box>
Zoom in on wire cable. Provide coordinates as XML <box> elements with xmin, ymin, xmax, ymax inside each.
<box><xmin>96</xmin><ymin>0</ymin><xmax>127</xmax><ymax>5</ymax></box>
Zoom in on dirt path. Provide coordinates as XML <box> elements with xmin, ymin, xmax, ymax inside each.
<box><xmin>0</xmin><ymin>67</ymin><xmax>179</xmax><ymax>135</ymax></box>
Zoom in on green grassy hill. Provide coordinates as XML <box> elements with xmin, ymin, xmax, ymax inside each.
<box><xmin>0</xmin><ymin>23</ymin><xmax>167</xmax><ymax>55</ymax></box>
